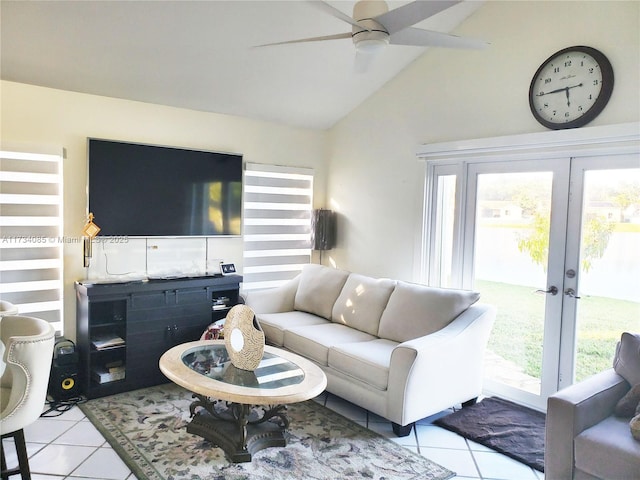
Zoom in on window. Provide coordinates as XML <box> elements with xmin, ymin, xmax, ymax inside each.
<box><xmin>242</xmin><ymin>163</ymin><xmax>313</xmax><ymax>291</ymax></box>
<box><xmin>421</xmin><ymin>161</ymin><xmax>462</xmax><ymax>288</ymax></box>
<box><xmin>0</xmin><ymin>148</ymin><xmax>64</xmax><ymax>333</ymax></box>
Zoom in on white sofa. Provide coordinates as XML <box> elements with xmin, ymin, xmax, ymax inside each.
<box><xmin>243</xmin><ymin>264</ymin><xmax>496</xmax><ymax>436</ymax></box>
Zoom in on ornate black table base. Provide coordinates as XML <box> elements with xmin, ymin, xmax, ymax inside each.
<box><xmin>186</xmin><ymin>393</ymin><xmax>289</xmax><ymax>463</ymax></box>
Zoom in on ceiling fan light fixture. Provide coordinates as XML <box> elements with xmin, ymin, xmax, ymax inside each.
<box><xmin>355</xmin><ymin>37</ymin><xmax>389</xmax><ymax>54</ymax></box>
<box><xmin>352</xmin><ymin>26</ymin><xmax>390</xmax><ymax>54</ymax></box>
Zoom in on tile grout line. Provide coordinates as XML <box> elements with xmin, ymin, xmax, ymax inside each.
<box><xmin>465</xmin><ymin>437</ymin><xmax>485</xmax><ymax>480</ymax></box>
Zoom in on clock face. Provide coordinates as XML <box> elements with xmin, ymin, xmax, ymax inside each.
<box><xmin>529</xmin><ymin>46</ymin><xmax>614</xmax><ymax>130</ymax></box>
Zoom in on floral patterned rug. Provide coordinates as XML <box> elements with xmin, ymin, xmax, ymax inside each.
<box><xmin>80</xmin><ymin>383</ymin><xmax>455</xmax><ymax>480</ymax></box>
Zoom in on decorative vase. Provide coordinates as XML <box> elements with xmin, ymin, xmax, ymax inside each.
<box><xmin>223</xmin><ymin>305</ymin><xmax>265</xmax><ymax>371</ymax></box>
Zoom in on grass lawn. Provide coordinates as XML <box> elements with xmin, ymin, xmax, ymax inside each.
<box><xmin>476</xmin><ymin>279</ymin><xmax>640</xmax><ymax>382</ymax></box>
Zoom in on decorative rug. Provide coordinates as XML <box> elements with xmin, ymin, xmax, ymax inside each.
<box><xmin>435</xmin><ymin>396</ymin><xmax>545</xmax><ymax>472</ymax></box>
<box><xmin>80</xmin><ymin>383</ymin><xmax>455</xmax><ymax>480</ymax></box>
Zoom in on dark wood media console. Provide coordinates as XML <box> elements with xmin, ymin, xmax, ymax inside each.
<box><xmin>75</xmin><ymin>275</ymin><xmax>243</xmax><ymax>399</ymax></box>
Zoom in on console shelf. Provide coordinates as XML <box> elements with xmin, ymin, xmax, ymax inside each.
<box><xmin>75</xmin><ymin>275</ymin><xmax>242</xmax><ymax>399</ymax></box>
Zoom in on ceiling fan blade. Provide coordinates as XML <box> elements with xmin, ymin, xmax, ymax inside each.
<box><xmin>390</xmin><ymin>27</ymin><xmax>489</xmax><ymax>50</ymax></box>
<box><xmin>374</xmin><ymin>0</ymin><xmax>463</xmax><ymax>35</ymax></box>
<box><xmin>307</xmin><ymin>1</ymin><xmax>369</xmax><ymax>31</ymax></box>
<box><xmin>255</xmin><ymin>32</ymin><xmax>352</xmax><ymax>48</ymax></box>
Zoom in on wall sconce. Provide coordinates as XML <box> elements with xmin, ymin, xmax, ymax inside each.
<box><xmin>311</xmin><ymin>209</ymin><xmax>336</xmax><ymax>264</ymax></box>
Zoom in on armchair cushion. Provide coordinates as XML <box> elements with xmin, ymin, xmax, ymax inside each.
<box><xmin>613</xmin><ymin>332</ymin><xmax>640</xmax><ymax>386</ymax></box>
<box><xmin>574</xmin><ymin>415</ymin><xmax>640</xmax><ymax>478</ymax></box>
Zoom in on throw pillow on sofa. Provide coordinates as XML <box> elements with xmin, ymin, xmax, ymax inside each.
<box><xmin>613</xmin><ymin>332</ymin><xmax>640</xmax><ymax>386</ymax></box>
<box><xmin>631</xmin><ymin>414</ymin><xmax>640</xmax><ymax>441</ymax></box>
<box><xmin>331</xmin><ymin>274</ymin><xmax>396</xmax><ymax>336</ymax></box>
<box><xmin>377</xmin><ymin>282</ymin><xmax>480</xmax><ymax>343</ymax></box>
<box><xmin>294</xmin><ymin>264</ymin><xmax>349</xmax><ymax>319</ymax></box>
<box><xmin>614</xmin><ymin>384</ymin><xmax>640</xmax><ymax>417</ymax></box>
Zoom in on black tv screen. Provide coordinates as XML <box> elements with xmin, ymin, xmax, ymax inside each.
<box><xmin>88</xmin><ymin>139</ymin><xmax>243</xmax><ymax>237</ymax></box>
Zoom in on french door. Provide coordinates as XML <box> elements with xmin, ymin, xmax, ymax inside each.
<box><xmin>421</xmin><ymin>125</ymin><xmax>640</xmax><ymax>411</ymax></box>
<box><xmin>464</xmin><ymin>158</ymin><xmax>567</xmax><ymax>409</ymax></box>
<box><xmin>560</xmin><ymin>156</ymin><xmax>640</xmax><ymax>390</ymax></box>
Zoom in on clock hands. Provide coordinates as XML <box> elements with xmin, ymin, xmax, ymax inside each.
<box><xmin>536</xmin><ymin>83</ymin><xmax>583</xmax><ymax>97</ymax></box>
<box><xmin>536</xmin><ymin>83</ymin><xmax>584</xmax><ymax>96</ymax></box>
<box><xmin>536</xmin><ymin>83</ymin><xmax>583</xmax><ymax>107</ymax></box>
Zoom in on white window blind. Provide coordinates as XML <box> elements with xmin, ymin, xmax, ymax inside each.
<box><xmin>243</xmin><ymin>163</ymin><xmax>313</xmax><ymax>291</ymax></box>
<box><xmin>0</xmin><ymin>149</ymin><xmax>64</xmax><ymax>333</ymax></box>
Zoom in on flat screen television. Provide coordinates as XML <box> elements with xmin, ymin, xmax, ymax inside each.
<box><xmin>88</xmin><ymin>139</ymin><xmax>243</xmax><ymax>237</ymax></box>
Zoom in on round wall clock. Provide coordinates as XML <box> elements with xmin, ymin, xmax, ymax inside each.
<box><xmin>529</xmin><ymin>46</ymin><xmax>614</xmax><ymax>130</ymax></box>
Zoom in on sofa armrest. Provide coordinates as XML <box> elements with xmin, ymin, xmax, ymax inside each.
<box><xmin>242</xmin><ymin>276</ymin><xmax>300</xmax><ymax>314</ymax></box>
<box><xmin>545</xmin><ymin>368</ymin><xmax>629</xmax><ymax>480</ymax></box>
<box><xmin>387</xmin><ymin>303</ymin><xmax>496</xmax><ymax>425</ymax></box>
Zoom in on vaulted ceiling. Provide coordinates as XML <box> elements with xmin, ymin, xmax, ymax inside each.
<box><xmin>1</xmin><ymin>1</ymin><xmax>485</xmax><ymax>130</ymax></box>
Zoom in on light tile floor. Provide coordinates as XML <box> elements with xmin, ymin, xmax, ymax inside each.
<box><xmin>2</xmin><ymin>391</ymin><xmax>545</xmax><ymax>480</ymax></box>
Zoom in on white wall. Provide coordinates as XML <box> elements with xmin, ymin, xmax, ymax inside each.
<box><xmin>1</xmin><ymin>81</ymin><xmax>328</xmax><ymax>339</ymax></box>
<box><xmin>326</xmin><ymin>0</ymin><xmax>640</xmax><ymax>280</ymax></box>
<box><xmin>2</xmin><ymin>1</ymin><xmax>639</xmax><ymax>338</ymax></box>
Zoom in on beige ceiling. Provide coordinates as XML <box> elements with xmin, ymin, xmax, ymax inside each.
<box><xmin>1</xmin><ymin>1</ymin><xmax>485</xmax><ymax>130</ymax></box>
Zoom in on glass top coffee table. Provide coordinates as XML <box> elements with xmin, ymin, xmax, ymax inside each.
<box><xmin>159</xmin><ymin>340</ymin><xmax>327</xmax><ymax>463</ymax></box>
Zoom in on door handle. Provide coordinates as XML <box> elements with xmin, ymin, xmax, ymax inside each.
<box><xmin>564</xmin><ymin>288</ymin><xmax>581</xmax><ymax>299</ymax></box>
<box><xmin>535</xmin><ymin>286</ymin><xmax>558</xmax><ymax>295</ymax></box>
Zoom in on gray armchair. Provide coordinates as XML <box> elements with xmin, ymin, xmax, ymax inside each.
<box><xmin>545</xmin><ymin>333</ymin><xmax>640</xmax><ymax>480</ymax></box>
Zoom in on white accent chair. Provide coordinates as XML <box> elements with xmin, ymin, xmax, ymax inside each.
<box><xmin>0</xmin><ymin>302</ymin><xmax>19</xmax><ymax>378</ymax></box>
<box><xmin>1</xmin><ymin>315</ymin><xmax>55</xmax><ymax>480</ymax></box>
<box><xmin>0</xmin><ymin>302</ymin><xmax>18</xmax><ymax>317</ymax></box>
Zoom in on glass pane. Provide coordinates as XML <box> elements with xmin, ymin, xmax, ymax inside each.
<box><xmin>433</xmin><ymin>174</ymin><xmax>456</xmax><ymax>287</ymax></box>
<box><xmin>182</xmin><ymin>345</ymin><xmax>305</xmax><ymax>388</ymax></box>
<box><xmin>475</xmin><ymin>172</ymin><xmax>554</xmax><ymax>395</ymax></box>
<box><xmin>574</xmin><ymin>168</ymin><xmax>640</xmax><ymax>382</ymax></box>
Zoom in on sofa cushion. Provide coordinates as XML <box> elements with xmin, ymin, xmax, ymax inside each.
<box><xmin>331</xmin><ymin>274</ymin><xmax>396</xmax><ymax>336</ymax></box>
<box><xmin>574</xmin><ymin>415</ymin><xmax>640</xmax><ymax>479</ymax></box>
<box><xmin>283</xmin><ymin>323</ymin><xmax>377</xmax><ymax>366</ymax></box>
<box><xmin>328</xmin><ymin>339</ymin><xmax>397</xmax><ymax>391</ymax></box>
<box><xmin>256</xmin><ymin>311</ymin><xmax>329</xmax><ymax>347</ymax></box>
<box><xmin>614</xmin><ymin>332</ymin><xmax>640</xmax><ymax>386</ymax></box>
<box><xmin>377</xmin><ymin>281</ymin><xmax>480</xmax><ymax>343</ymax></box>
<box><xmin>294</xmin><ymin>264</ymin><xmax>350</xmax><ymax>319</ymax></box>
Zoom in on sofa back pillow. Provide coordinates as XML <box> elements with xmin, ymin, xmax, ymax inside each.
<box><xmin>331</xmin><ymin>274</ymin><xmax>396</xmax><ymax>336</ymax></box>
<box><xmin>614</xmin><ymin>332</ymin><xmax>640</xmax><ymax>386</ymax></box>
<box><xmin>294</xmin><ymin>264</ymin><xmax>350</xmax><ymax>319</ymax></box>
<box><xmin>378</xmin><ymin>281</ymin><xmax>480</xmax><ymax>343</ymax></box>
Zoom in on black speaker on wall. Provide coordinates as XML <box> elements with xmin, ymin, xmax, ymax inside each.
<box><xmin>48</xmin><ymin>337</ymin><xmax>80</xmax><ymax>401</ymax></box>
<box><xmin>311</xmin><ymin>209</ymin><xmax>336</xmax><ymax>251</ymax></box>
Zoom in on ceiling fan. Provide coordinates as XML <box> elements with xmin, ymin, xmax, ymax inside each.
<box><xmin>258</xmin><ymin>1</ymin><xmax>488</xmax><ymax>71</ymax></box>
